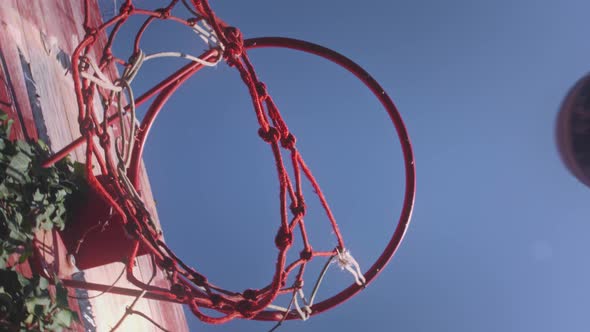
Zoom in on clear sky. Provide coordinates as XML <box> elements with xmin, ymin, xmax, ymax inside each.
<box><xmin>101</xmin><ymin>0</ymin><xmax>590</xmax><ymax>331</ymax></box>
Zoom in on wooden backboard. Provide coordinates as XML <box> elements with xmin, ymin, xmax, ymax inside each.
<box><xmin>0</xmin><ymin>1</ymin><xmax>188</xmax><ymax>331</ymax></box>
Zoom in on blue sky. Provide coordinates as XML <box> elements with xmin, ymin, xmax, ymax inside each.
<box><xmin>102</xmin><ymin>0</ymin><xmax>590</xmax><ymax>331</ymax></box>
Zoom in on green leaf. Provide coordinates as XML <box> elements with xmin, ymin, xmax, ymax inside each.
<box><xmin>53</xmin><ymin>189</ymin><xmax>67</xmax><ymax>203</ymax></box>
<box><xmin>15</xmin><ymin>140</ymin><xmax>32</xmax><ymax>156</ymax></box>
<box><xmin>0</xmin><ymin>183</ymin><xmax>9</xmax><ymax>199</ymax></box>
<box><xmin>18</xmin><ymin>245</ymin><xmax>32</xmax><ymax>264</ymax></box>
<box><xmin>35</xmin><ymin>204</ymin><xmax>56</xmax><ymax>226</ymax></box>
<box><xmin>36</xmin><ymin>139</ymin><xmax>48</xmax><ymax>151</ymax></box>
<box><xmin>13</xmin><ymin>212</ymin><xmax>23</xmax><ymax>227</ymax></box>
<box><xmin>38</xmin><ymin>277</ymin><xmax>49</xmax><ymax>291</ymax></box>
<box><xmin>0</xmin><ymin>115</ymin><xmax>83</xmax><ymax>330</ymax></box>
<box><xmin>8</xmin><ymin>228</ymin><xmax>27</xmax><ymax>242</ymax></box>
<box><xmin>72</xmin><ymin>161</ymin><xmax>86</xmax><ymax>180</ymax></box>
<box><xmin>4</xmin><ymin>118</ymin><xmax>13</xmax><ymax>137</ymax></box>
<box><xmin>25</xmin><ymin>296</ymin><xmax>51</xmax><ymax>313</ymax></box>
<box><xmin>55</xmin><ymin>282</ymin><xmax>68</xmax><ymax>308</ymax></box>
<box><xmin>53</xmin><ymin>309</ymin><xmax>76</xmax><ymax>327</ymax></box>
<box><xmin>17</xmin><ymin>273</ymin><xmax>31</xmax><ymax>288</ymax></box>
<box><xmin>33</xmin><ymin>303</ymin><xmax>46</xmax><ymax>317</ymax></box>
<box><xmin>6</xmin><ymin>151</ymin><xmax>32</xmax><ymax>182</ymax></box>
<box><xmin>24</xmin><ymin>313</ymin><xmax>34</xmax><ymax>325</ymax></box>
<box><xmin>33</xmin><ymin>189</ymin><xmax>44</xmax><ymax>202</ymax></box>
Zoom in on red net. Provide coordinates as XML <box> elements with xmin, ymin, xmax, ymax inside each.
<box><xmin>44</xmin><ymin>0</ymin><xmax>416</xmax><ymax>325</ymax></box>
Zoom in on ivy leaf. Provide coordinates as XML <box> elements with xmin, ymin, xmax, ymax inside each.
<box><xmin>0</xmin><ymin>110</ymin><xmax>82</xmax><ymax>330</ymax></box>
<box><xmin>55</xmin><ymin>281</ymin><xmax>69</xmax><ymax>308</ymax></box>
<box><xmin>36</xmin><ymin>139</ymin><xmax>48</xmax><ymax>151</ymax></box>
<box><xmin>38</xmin><ymin>277</ymin><xmax>49</xmax><ymax>291</ymax></box>
<box><xmin>6</xmin><ymin>151</ymin><xmax>31</xmax><ymax>183</ymax></box>
<box><xmin>3</xmin><ymin>119</ymin><xmax>13</xmax><ymax>137</ymax></box>
<box><xmin>18</xmin><ymin>245</ymin><xmax>32</xmax><ymax>264</ymax></box>
<box><xmin>53</xmin><ymin>309</ymin><xmax>77</xmax><ymax>327</ymax></box>
<box><xmin>13</xmin><ymin>212</ymin><xmax>23</xmax><ymax>227</ymax></box>
<box><xmin>25</xmin><ymin>296</ymin><xmax>51</xmax><ymax>313</ymax></box>
<box><xmin>8</xmin><ymin>227</ymin><xmax>27</xmax><ymax>242</ymax></box>
<box><xmin>32</xmin><ymin>189</ymin><xmax>44</xmax><ymax>202</ymax></box>
<box><xmin>33</xmin><ymin>304</ymin><xmax>46</xmax><ymax>319</ymax></box>
<box><xmin>15</xmin><ymin>140</ymin><xmax>32</xmax><ymax>157</ymax></box>
<box><xmin>0</xmin><ymin>183</ymin><xmax>9</xmax><ymax>199</ymax></box>
<box><xmin>54</xmin><ymin>188</ymin><xmax>67</xmax><ymax>202</ymax></box>
<box><xmin>72</xmin><ymin>161</ymin><xmax>86</xmax><ymax>180</ymax></box>
<box><xmin>24</xmin><ymin>313</ymin><xmax>34</xmax><ymax>325</ymax></box>
<box><xmin>16</xmin><ymin>273</ymin><xmax>30</xmax><ymax>288</ymax></box>
<box><xmin>35</xmin><ymin>204</ymin><xmax>56</xmax><ymax>227</ymax></box>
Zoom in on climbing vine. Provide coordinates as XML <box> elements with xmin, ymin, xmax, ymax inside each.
<box><xmin>0</xmin><ymin>111</ymin><xmax>84</xmax><ymax>331</ymax></box>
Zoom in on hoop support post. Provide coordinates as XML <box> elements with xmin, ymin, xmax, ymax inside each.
<box><xmin>61</xmin><ymin>278</ymin><xmax>184</xmax><ymax>304</ymax></box>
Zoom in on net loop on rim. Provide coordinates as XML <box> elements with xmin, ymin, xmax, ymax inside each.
<box><xmin>40</xmin><ymin>0</ymin><xmax>416</xmax><ymax>328</ymax></box>
<box><xmin>336</xmin><ymin>249</ymin><xmax>366</xmax><ymax>287</ymax></box>
<box><xmin>222</xmin><ymin>26</ymin><xmax>245</xmax><ymax>60</ymax></box>
<box><xmin>119</xmin><ymin>2</ymin><xmax>134</xmax><ymax>16</ymax></box>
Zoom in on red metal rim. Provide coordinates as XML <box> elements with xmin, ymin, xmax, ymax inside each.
<box><xmin>127</xmin><ymin>36</ymin><xmax>416</xmax><ymax>320</ymax></box>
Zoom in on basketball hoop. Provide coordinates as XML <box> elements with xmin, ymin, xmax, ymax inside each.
<box><xmin>41</xmin><ymin>0</ymin><xmax>416</xmax><ymax>326</ymax></box>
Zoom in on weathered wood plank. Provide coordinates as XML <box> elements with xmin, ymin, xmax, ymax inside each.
<box><xmin>0</xmin><ymin>8</ymin><xmax>39</xmax><ymax>140</ymax></box>
<box><xmin>1</xmin><ymin>2</ymin><xmax>189</xmax><ymax>331</ymax></box>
